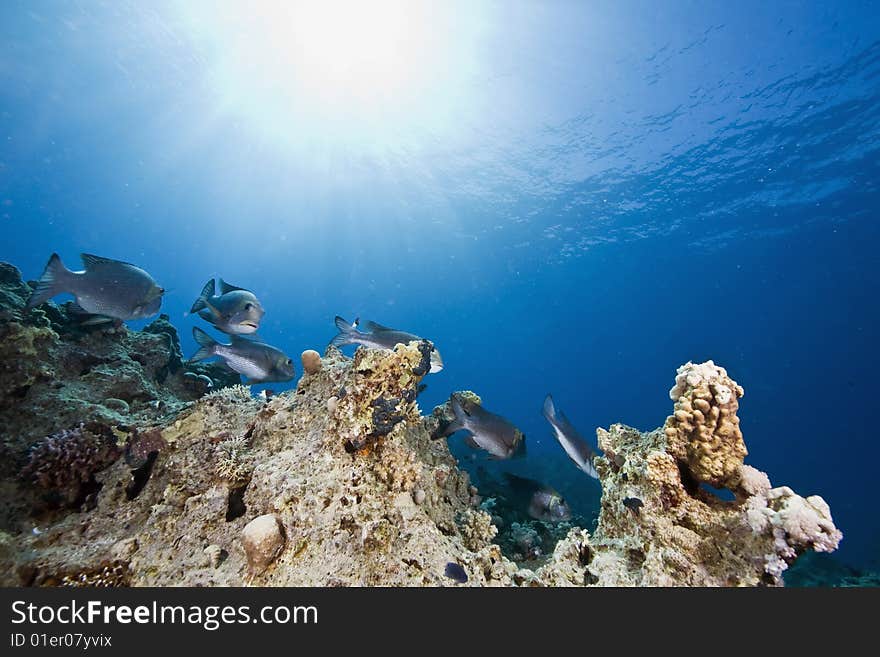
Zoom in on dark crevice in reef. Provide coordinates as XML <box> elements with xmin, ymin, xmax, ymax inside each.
<box><xmin>12</xmin><ymin>385</ymin><xmax>30</xmax><ymax>399</ymax></box>
<box><xmin>80</xmin><ymin>476</ymin><xmax>103</xmax><ymax>511</ymax></box>
<box><xmin>125</xmin><ymin>452</ymin><xmax>158</xmax><ymax>501</ymax></box>
<box><xmin>677</xmin><ymin>460</ymin><xmax>700</xmax><ymax>497</ymax></box>
<box><xmin>225</xmin><ymin>483</ymin><xmax>249</xmax><ymax>522</ymax></box>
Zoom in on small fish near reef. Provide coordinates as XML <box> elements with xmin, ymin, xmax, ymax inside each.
<box><xmin>26</xmin><ymin>253</ymin><xmax>165</xmax><ymax>322</ymax></box>
<box><xmin>504</xmin><ymin>473</ymin><xmax>572</xmax><ymax>522</ymax></box>
<box><xmin>434</xmin><ymin>394</ymin><xmax>526</xmax><ymax>459</ymax></box>
<box><xmin>543</xmin><ymin>394</ymin><xmax>599</xmax><ymax>479</ymax></box>
<box><xmin>444</xmin><ymin>562</ymin><xmax>468</xmax><ymax>584</ymax></box>
<box><xmin>190</xmin><ymin>278</ymin><xmax>265</xmax><ymax>335</ymax></box>
<box><xmin>189</xmin><ymin>327</ymin><xmax>295</xmax><ymax>384</ymax></box>
<box><xmin>330</xmin><ymin>316</ymin><xmax>444</xmax><ymax>373</ymax></box>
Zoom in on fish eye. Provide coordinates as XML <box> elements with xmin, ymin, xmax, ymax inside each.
<box><xmin>244</xmin><ymin>303</ymin><xmax>253</xmax><ymax>310</ymax></box>
<box><xmin>286</xmin><ymin>359</ymin><xmax>292</xmax><ymax>365</ymax></box>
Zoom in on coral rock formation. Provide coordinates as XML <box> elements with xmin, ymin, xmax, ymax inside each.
<box><xmin>0</xmin><ymin>263</ymin><xmax>842</xmax><ymax>588</ymax></box>
<box><xmin>0</xmin><ymin>334</ymin><xmax>521</xmax><ymax>586</ymax></box>
<box><xmin>535</xmin><ymin>362</ymin><xmax>841</xmax><ymax>586</ymax></box>
<box><xmin>301</xmin><ymin>350</ymin><xmax>322</xmax><ymax>375</ymax></box>
<box><xmin>242</xmin><ymin>514</ymin><xmax>286</xmax><ymax>575</ymax></box>
<box><xmin>664</xmin><ymin>361</ymin><xmax>746</xmax><ymax>489</ymax></box>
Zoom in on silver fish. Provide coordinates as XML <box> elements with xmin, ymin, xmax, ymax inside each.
<box><xmin>26</xmin><ymin>253</ymin><xmax>164</xmax><ymax>321</ymax></box>
<box><xmin>441</xmin><ymin>394</ymin><xmax>525</xmax><ymax>459</ymax></box>
<box><xmin>504</xmin><ymin>473</ymin><xmax>572</xmax><ymax>522</ymax></box>
<box><xmin>330</xmin><ymin>316</ymin><xmax>443</xmax><ymax>373</ymax></box>
<box><xmin>190</xmin><ymin>279</ymin><xmax>264</xmax><ymax>335</ymax></box>
<box><xmin>543</xmin><ymin>394</ymin><xmax>598</xmax><ymax>479</ymax></box>
<box><xmin>528</xmin><ymin>489</ymin><xmax>572</xmax><ymax>522</ymax></box>
<box><xmin>189</xmin><ymin>328</ymin><xmax>295</xmax><ymax>384</ymax></box>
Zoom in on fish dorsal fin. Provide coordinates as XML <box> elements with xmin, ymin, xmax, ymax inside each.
<box><xmin>201</xmin><ymin>279</ymin><xmax>216</xmax><ymax>299</ymax></box>
<box><xmin>81</xmin><ymin>253</ymin><xmax>136</xmax><ymax>270</ymax></box>
<box><xmin>363</xmin><ymin>320</ymin><xmax>393</xmax><ymax>332</ymax></box>
<box><xmin>218</xmin><ymin>278</ymin><xmax>247</xmax><ymax>295</ymax></box>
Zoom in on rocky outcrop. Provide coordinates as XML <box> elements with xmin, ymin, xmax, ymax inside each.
<box><xmin>0</xmin><ymin>342</ymin><xmax>514</xmax><ymax>586</ymax></box>
<box><xmin>535</xmin><ymin>364</ymin><xmax>842</xmax><ymax>586</ymax></box>
<box><xmin>0</xmin><ymin>261</ymin><xmax>842</xmax><ymax>587</ymax></box>
<box><xmin>0</xmin><ymin>263</ymin><xmax>239</xmax><ymax>530</ymax></box>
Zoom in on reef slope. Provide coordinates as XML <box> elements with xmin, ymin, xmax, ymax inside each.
<box><xmin>0</xmin><ymin>262</ymin><xmax>841</xmax><ymax>586</ymax></box>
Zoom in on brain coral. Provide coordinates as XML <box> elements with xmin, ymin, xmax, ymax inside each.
<box><xmin>663</xmin><ymin>360</ymin><xmax>746</xmax><ymax>489</ymax></box>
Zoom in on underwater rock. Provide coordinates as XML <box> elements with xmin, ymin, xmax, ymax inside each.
<box><xmin>535</xmin><ymin>361</ymin><xmax>841</xmax><ymax>586</ymax></box>
<box><xmin>458</xmin><ymin>509</ymin><xmax>498</xmax><ymax>551</ymax></box>
<box><xmin>0</xmin><ymin>263</ymin><xmax>248</xmax><ymax>533</ymax></box>
<box><xmin>331</xmin><ymin>341</ymin><xmax>429</xmax><ymax>453</ymax></box>
<box><xmin>0</xmin><ymin>342</ymin><xmax>518</xmax><ymax>586</ymax></box>
<box><xmin>242</xmin><ymin>514</ymin><xmax>285</xmax><ymax>575</ymax></box>
<box><xmin>301</xmin><ymin>350</ymin><xmax>322</xmax><ymax>375</ymax></box>
<box><xmin>0</xmin><ymin>261</ymin><xmax>238</xmax><ymax>518</ymax></box>
<box><xmin>0</xmin><ymin>311</ymin><xmax>842</xmax><ymax>587</ymax></box>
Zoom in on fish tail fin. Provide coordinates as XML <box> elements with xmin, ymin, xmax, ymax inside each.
<box><xmin>26</xmin><ymin>253</ymin><xmax>72</xmax><ymax>310</ymax></box>
<box><xmin>190</xmin><ymin>327</ymin><xmax>218</xmax><ymax>362</ymax></box>
<box><xmin>542</xmin><ymin>394</ymin><xmax>558</xmax><ymax>426</ymax></box>
<box><xmin>330</xmin><ymin>315</ymin><xmax>359</xmax><ymax>347</ymax></box>
<box><xmin>190</xmin><ymin>279</ymin><xmax>215</xmax><ymax>314</ymax></box>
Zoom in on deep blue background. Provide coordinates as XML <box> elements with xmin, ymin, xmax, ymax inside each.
<box><xmin>1</xmin><ymin>1</ymin><xmax>878</xmax><ymax>569</ymax></box>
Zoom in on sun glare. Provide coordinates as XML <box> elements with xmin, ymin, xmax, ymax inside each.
<box><xmin>178</xmin><ymin>1</ymin><xmax>476</xmax><ymax>149</ymax></box>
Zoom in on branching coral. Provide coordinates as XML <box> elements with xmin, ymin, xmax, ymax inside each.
<box><xmin>458</xmin><ymin>509</ymin><xmax>498</xmax><ymax>551</ymax></box>
<box><xmin>215</xmin><ymin>435</ymin><xmax>254</xmax><ymax>484</ymax></box>
<box><xmin>204</xmin><ymin>384</ymin><xmax>253</xmax><ymax>404</ymax></box>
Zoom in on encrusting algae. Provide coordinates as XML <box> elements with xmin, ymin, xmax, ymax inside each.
<box><xmin>0</xmin><ymin>261</ymin><xmax>842</xmax><ymax>586</ymax></box>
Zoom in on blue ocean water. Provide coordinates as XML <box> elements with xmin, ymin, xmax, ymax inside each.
<box><xmin>1</xmin><ymin>2</ymin><xmax>878</xmax><ymax>570</ymax></box>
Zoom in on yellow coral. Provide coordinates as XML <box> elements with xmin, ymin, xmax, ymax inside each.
<box><xmin>458</xmin><ymin>509</ymin><xmax>498</xmax><ymax>551</ymax></box>
<box><xmin>332</xmin><ymin>341</ymin><xmax>428</xmax><ymax>453</ymax></box>
<box><xmin>663</xmin><ymin>360</ymin><xmax>746</xmax><ymax>489</ymax></box>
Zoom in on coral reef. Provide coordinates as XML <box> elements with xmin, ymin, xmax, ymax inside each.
<box><xmin>21</xmin><ymin>422</ymin><xmax>122</xmax><ymax>509</ymax></box>
<box><xmin>534</xmin><ymin>362</ymin><xmax>841</xmax><ymax>586</ymax></box>
<box><xmin>0</xmin><ymin>338</ymin><xmax>521</xmax><ymax>586</ymax></box>
<box><xmin>0</xmin><ymin>266</ymin><xmax>843</xmax><ymax>587</ymax></box>
<box><xmin>0</xmin><ymin>263</ymin><xmax>239</xmax><ymax>526</ymax></box>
